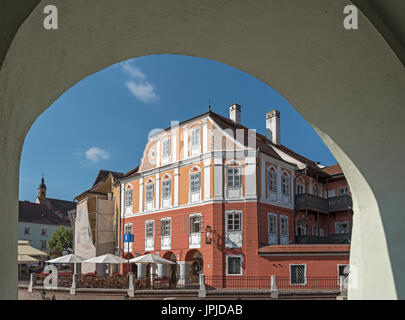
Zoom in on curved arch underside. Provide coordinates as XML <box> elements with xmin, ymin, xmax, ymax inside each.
<box><xmin>0</xmin><ymin>0</ymin><xmax>404</xmax><ymax>299</ymax></box>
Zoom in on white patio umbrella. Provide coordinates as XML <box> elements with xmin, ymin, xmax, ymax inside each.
<box><xmin>82</xmin><ymin>253</ymin><xmax>127</xmax><ymax>264</ymax></box>
<box><xmin>46</xmin><ymin>254</ymin><xmax>83</xmax><ymax>274</ymax></box>
<box><xmin>83</xmin><ymin>253</ymin><xmax>128</xmax><ymax>276</ymax></box>
<box><xmin>129</xmin><ymin>253</ymin><xmax>175</xmax><ymax>265</ymax></box>
<box><xmin>46</xmin><ymin>254</ymin><xmax>83</xmax><ymax>264</ymax></box>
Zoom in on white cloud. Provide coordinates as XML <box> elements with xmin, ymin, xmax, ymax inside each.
<box><xmin>85</xmin><ymin>147</ymin><xmax>110</xmax><ymax>163</ymax></box>
<box><xmin>125</xmin><ymin>81</ymin><xmax>158</xmax><ymax>103</ymax></box>
<box><xmin>121</xmin><ymin>61</ymin><xmax>158</xmax><ymax>103</ymax></box>
<box><xmin>121</xmin><ymin>62</ymin><xmax>146</xmax><ymax>81</ymax></box>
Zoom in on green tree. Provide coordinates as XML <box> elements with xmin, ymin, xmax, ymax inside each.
<box><xmin>48</xmin><ymin>226</ymin><xmax>73</xmax><ymax>254</ymax></box>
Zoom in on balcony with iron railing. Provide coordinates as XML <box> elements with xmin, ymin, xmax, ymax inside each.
<box><xmin>295</xmin><ymin>193</ymin><xmax>329</xmax><ymax>213</ymax></box>
<box><xmin>295</xmin><ymin>194</ymin><xmax>352</xmax><ymax>213</ymax></box>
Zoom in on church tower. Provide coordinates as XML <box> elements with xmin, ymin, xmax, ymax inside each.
<box><xmin>37</xmin><ymin>174</ymin><xmax>47</xmax><ymax>200</ymax></box>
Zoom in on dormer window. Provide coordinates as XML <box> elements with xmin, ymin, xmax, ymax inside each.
<box><xmin>190</xmin><ymin>128</ymin><xmax>201</xmax><ymax>156</ymax></box>
<box><xmin>162</xmin><ymin>137</ymin><xmax>171</xmax><ymax>163</ymax></box>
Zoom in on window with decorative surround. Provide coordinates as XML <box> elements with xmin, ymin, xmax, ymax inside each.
<box><xmin>282</xmin><ymin>174</ymin><xmax>290</xmax><ymax>195</ymax></box>
<box><xmin>226</xmin><ymin>162</ymin><xmax>242</xmax><ymax>199</ymax></box>
<box><xmin>145</xmin><ymin>220</ymin><xmax>154</xmax><ymax>251</ymax></box>
<box><xmin>225</xmin><ymin>210</ymin><xmax>242</xmax><ymax>248</ymax></box>
<box><xmin>162</xmin><ymin>137</ymin><xmax>171</xmax><ymax>163</ymax></box>
<box><xmin>190</xmin><ymin>127</ymin><xmax>201</xmax><ymax>156</ymax></box>
<box><xmin>189</xmin><ymin>213</ymin><xmax>202</xmax><ymax>248</ymax></box>
<box><xmin>189</xmin><ymin>168</ymin><xmax>201</xmax><ymax>203</ymax></box>
<box><xmin>280</xmin><ymin>215</ymin><xmax>289</xmax><ymax>244</ymax></box>
<box><xmin>145</xmin><ymin>182</ymin><xmax>154</xmax><ymax>210</ymax></box>
<box><xmin>161</xmin><ymin>218</ymin><xmax>171</xmax><ymax>250</ymax></box>
<box><xmin>161</xmin><ymin>176</ymin><xmax>171</xmax><ymax>208</ymax></box>
<box><xmin>290</xmin><ymin>264</ymin><xmax>306</xmax><ymax>285</ymax></box>
<box><xmin>125</xmin><ymin>188</ymin><xmax>133</xmax><ymax>206</ymax></box>
<box><xmin>161</xmin><ymin>219</ymin><xmax>171</xmax><ymax>237</ymax></box>
<box><xmin>268</xmin><ymin>170</ymin><xmax>277</xmax><ymax>193</ymax></box>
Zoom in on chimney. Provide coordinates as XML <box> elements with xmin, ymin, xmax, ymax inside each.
<box><xmin>266</xmin><ymin>109</ymin><xmax>281</xmax><ymax>145</ymax></box>
<box><xmin>229</xmin><ymin>103</ymin><xmax>241</xmax><ymax>124</ymax></box>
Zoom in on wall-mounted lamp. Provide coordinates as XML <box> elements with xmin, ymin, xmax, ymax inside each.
<box><xmin>205</xmin><ymin>225</ymin><xmax>212</xmax><ymax>244</ymax></box>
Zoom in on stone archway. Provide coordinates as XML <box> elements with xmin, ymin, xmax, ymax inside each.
<box><xmin>185</xmin><ymin>250</ymin><xmax>203</xmax><ymax>284</ymax></box>
<box><xmin>1</xmin><ymin>0</ymin><xmax>404</xmax><ymax>299</ymax></box>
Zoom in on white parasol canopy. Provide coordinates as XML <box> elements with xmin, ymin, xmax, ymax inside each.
<box><xmin>46</xmin><ymin>254</ymin><xmax>83</xmax><ymax>264</ymax></box>
<box><xmin>82</xmin><ymin>253</ymin><xmax>127</xmax><ymax>264</ymax></box>
<box><xmin>129</xmin><ymin>253</ymin><xmax>176</xmax><ymax>265</ymax></box>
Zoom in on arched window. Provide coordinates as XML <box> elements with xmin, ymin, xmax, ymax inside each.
<box><xmin>145</xmin><ymin>178</ymin><xmax>154</xmax><ymax>203</ymax></box>
<box><xmin>281</xmin><ymin>172</ymin><xmax>290</xmax><ymax>195</ymax></box>
<box><xmin>161</xmin><ymin>175</ymin><xmax>171</xmax><ymax>199</ymax></box>
<box><xmin>125</xmin><ymin>185</ymin><xmax>133</xmax><ymax>207</ymax></box>
<box><xmin>190</xmin><ymin>167</ymin><xmax>201</xmax><ymax>193</ymax></box>
<box><xmin>267</xmin><ymin>167</ymin><xmax>277</xmax><ymax>193</ymax></box>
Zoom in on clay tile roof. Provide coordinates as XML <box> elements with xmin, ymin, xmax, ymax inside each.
<box><xmin>322</xmin><ymin>164</ymin><xmax>343</xmax><ymax>176</ymax></box>
<box><xmin>19</xmin><ymin>201</ymin><xmax>71</xmax><ymax>227</ymax></box>
<box><xmin>208</xmin><ymin>111</ymin><xmax>324</xmax><ymax>173</ymax></box>
<box><xmin>258</xmin><ymin>244</ymin><xmax>350</xmax><ymax>255</ymax></box>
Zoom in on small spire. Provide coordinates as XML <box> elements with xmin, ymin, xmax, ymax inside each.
<box><xmin>208</xmin><ymin>98</ymin><xmax>211</xmax><ymax>111</ymax></box>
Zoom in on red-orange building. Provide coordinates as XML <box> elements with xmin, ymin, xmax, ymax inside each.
<box><xmin>119</xmin><ymin>104</ymin><xmax>352</xmax><ymax>286</ymax></box>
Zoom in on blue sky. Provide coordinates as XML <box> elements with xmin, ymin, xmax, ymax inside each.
<box><xmin>19</xmin><ymin>54</ymin><xmax>336</xmax><ymax>202</ymax></box>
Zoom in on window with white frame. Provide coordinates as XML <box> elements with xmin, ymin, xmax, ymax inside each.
<box><xmin>146</xmin><ymin>183</ymin><xmax>154</xmax><ymax>203</ymax></box>
<box><xmin>125</xmin><ymin>188</ymin><xmax>133</xmax><ymax>206</ymax></box>
<box><xmin>161</xmin><ymin>219</ymin><xmax>171</xmax><ymax>237</ymax></box>
<box><xmin>190</xmin><ymin>215</ymin><xmax>201</xmax><ymax>233</ymax></box>
<box><xmin>267</xmin><ymin>213</ymin><xmax>278</xmax><ymax>245</ymax></box>
<box><xmin>227</xmin><ymin>255</ymin><xmax>243</xmax><ymax>275</ymax></box>
<box><xmin>281</xmin><ymin>174</ymin><xmax>290</xmax><ymax>195</ymax></box>
<box><xmin>226</xmin><ymin>211</ymin><xmax>241</xmax><ymax>231</ymax></box>
<box><xmin>268</xmin><ymin>214</ymin><xmax>277</xmax><ymax>233</ymax></box>
<box><xmin>162</xmin><ymin>179</ymin><xmax>171</xmax><ymax>199</ymax></box>
<box><xmin>41</xmin><ymin>241</ymin><xmax>47</xmax><ymax>250</ymax></box>
<box><xmin>145</xmin><ymin>221</ymin><xmax>154</xmax><ymax>238</ymax></box>
<box><xmin>41</xmin><ymin>229</ymin><xmax>47</xmax><ymax>237</ymax></box>
<box><xmin>268</xmin><ymin>170</ymin><xmax>277</xmax><ymax>193</ymax></box>
<box><xmin>290</xmin><ymin>264</ymin><xmax>306</xmax><ymax>285</ymax></box>
<box><xmin>162</xmin><ymin>137</ymin><xmax>171</xmax><ymax>161</ymax></box>
<box><xmin>190</xmin><ymin>128</ymin><xmax>201</xmax><ymax>155</ymax></box>
<box><xmin>335</xmin><ymin>221</ymin><xmax>350</xmax><ymax>234</ymax></box>
<box><xmin>190</xmin><ymin>172</ymin><xmax>201</xmax><ymax>193</ymax></box>
<box><xmin>280</xmin><ymin>216</ymin><xmax>288</xmax><ymax>235</ymax></box>
<box><xmin>296</xmin><ymin>184</ymin><xmax>304</xmax><ymax>194</ymax></box>
<box><xmin>227</xmin><ymin>166</ymin><xmax>241</xmax><ymax>188</ymax></box>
